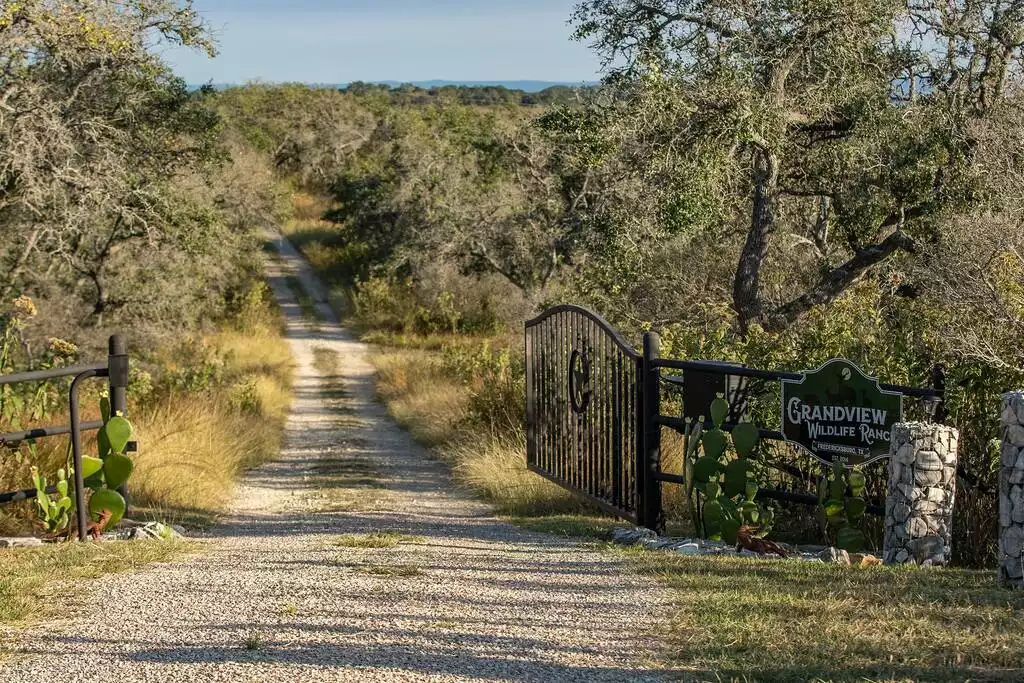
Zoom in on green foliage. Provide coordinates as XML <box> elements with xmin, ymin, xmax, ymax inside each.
<box><xmin>0</xmin><ymin>297</ymin><xmax>79</xmax><ymax>428</ymax></box>
<box><xmin>348</xmin><ymin>276</ymin><xmax>503</xmax><ymax>337</ymax></box>
<box><xmin>29</xmin><ymin>398</ymin><xmax>134</xmax><ymax>537</ymax></box>
<box><xmin>818</xmin><ymin>464</ymin><xmax>868</xmax><ymax>552</ymax></box>
<box><xmin>83</xmin><ymin>402</ymin><xmax>134</xmax><ymax>529</ymax></box>
<box><xmin>686</xmin><ymin>398</ymin><xmax>774</xmax><ymax>544</ymax></box>
<box><xmin>30</xmin><ymin>467</ymin><xmax>72</xmax><ymax>535</ymax></box>
<box><xmin>0</xmin><ymin>2</ymin><xmax>279</xmax><ymax>336</ymax></box>
<box><xmin>80</xmin><ymin>457</ymin><xmax>103</xmax><ymax>481</ymax></box>
<box><xmin>441</xmin><ymin>342</ymin><xmax>525</xmax><ymax>434</ymax></box>
<box><xmin>159</xmin><ymin>342</ymin><xmax>228</xmax><ymax>395</ymax></box>
<box><xmin>227</xmin><ymin>380</ymin><xmax>261</xmax><ymax>415</ymax></box>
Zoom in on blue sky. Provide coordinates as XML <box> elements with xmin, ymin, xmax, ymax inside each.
<box><xmin>163</xmin><ymin>0</ymin><xmax>601</xmax><ymax>85</ymax></box>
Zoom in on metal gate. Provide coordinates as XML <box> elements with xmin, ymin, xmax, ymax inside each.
<box><xmin>525</xmin><ymin>305</ymin><xmax>642</xmax><ymax>521</ymax></box>
<box><xmin>525</xmin><ymin>305</ymin><xmax>946</xmax><ymax>533</ymax></box>
<box><xmin>0</xmin><ymin>335</ymin><xmax>130</xmax><ymax>540</ymax></box>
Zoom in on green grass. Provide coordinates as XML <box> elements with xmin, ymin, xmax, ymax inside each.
<box><xmin>0</xmin><ymin>539</ymin><xmax>197</xmax><ymax>625</ymax></box>
<box><xmin>507</xmin><ymin>514</ymin><xmax>624</xmax><ymax>540</ymax></box>
<box><xmin>352</xmin><ymin>563</ymin><xmax>424</xmax><ymax>577</ymax></box>
<box><xmin>618</xmin><ymin>546</ymin><xmax>1024</xmax><ymax>682</ymax></box>
<box><xmin>509</xmin><ymin>515</ymin><xmax>1024</xmax><ymax>681</ymax></box>
<box><xmin>334</xmin><ymin>532</ymin><xmax>423</xmax><ymax>548</ymax></box>
<box><xmin>243</xmin><ymin>630</ymin><xmax>262</xmax><ymax>650</ymax></box>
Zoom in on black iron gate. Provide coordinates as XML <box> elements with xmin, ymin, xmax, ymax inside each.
<box><xmin>525</xmin><ymin>305</ymin><xmax>946</xmax><ymax>533</ymax></box>
<box><xmin>525</xmin><ymin>305</ymin><xmax>642</xmax><ymax>521</ymax></box>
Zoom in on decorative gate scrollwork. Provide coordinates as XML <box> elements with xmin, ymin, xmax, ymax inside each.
<box><xmin>568</xmin><ymin>348</ymin><xmax>591</xmax><ymax>415</ymax></box>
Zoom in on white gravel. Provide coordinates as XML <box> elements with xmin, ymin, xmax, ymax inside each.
<box><xmin>0</xmin><ymin>236</ymin><xmax>672</xmax><ymax>682</ymax></box>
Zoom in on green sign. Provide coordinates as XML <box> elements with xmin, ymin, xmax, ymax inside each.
<box><xmin>781</xmin><ymin>359</ymin><xmax>902</xmax><ymax>467</ymax></box>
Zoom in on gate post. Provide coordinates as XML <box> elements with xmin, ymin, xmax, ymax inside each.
<box><xmin>107</xmin><ymin>335</ymin><xmax>130</xmax><ymax>503</ymax></box>
<box><xmin>999</xmin><ymin>391</ymin><xmax>1024</xmax><ymax>588</ymax></box>
<box><xmin>883</xmin><ymin>423</ymin><xmax>959</xmax><ymax>565</ymax></box>
<box><xmin>639</xmin><ymin>332</ymin><xmax>664</xmax><ymax>533</ymax></box>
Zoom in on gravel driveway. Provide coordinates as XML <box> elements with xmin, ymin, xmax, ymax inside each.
<box><xmin>0</xmin><ymin>237</ymin><xmax>673</xmax><ymax>682</ymax></box>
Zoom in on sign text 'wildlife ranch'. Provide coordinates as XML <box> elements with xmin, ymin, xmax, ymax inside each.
<box><xmin>781</xmin><ymin>359</ymin><xmax>903</xmax><ymax>467</ymax></box>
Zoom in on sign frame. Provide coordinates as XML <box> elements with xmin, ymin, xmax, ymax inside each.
<box><xmin>780</xmin><ymin>358</ymin><xmax>903</xmax><ymax>468</ymax></box>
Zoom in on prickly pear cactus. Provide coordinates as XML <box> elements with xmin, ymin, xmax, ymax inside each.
<box><xmin>86</xmin><ymin>396</ymin><xmax>134</xmax><ymax>528</ymax></box>
<box><xmin>685</xmin><ymin>397</ymin><xmax>774</xmax><ymax>544</ymax></box>
<box><xmin>31</xmin><ymin>466</ymin><xmax>72</xmax><ymax>535</ymax></box>
<box><xmin>818</xmin><ymin>464</ymin><xmax>868</xmax><ymax>552</ymax></box>
<box><xmin>29</xmin><ymin>395</ymin><xmax>134</xmax><ymax>539</ymax></box>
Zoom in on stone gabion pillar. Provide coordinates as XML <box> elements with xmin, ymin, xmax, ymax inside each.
<box><xmin>999</xmin><ymin>391</ymin><xmax>1024</xmax><ymax>588</ymax></box>
<box><xmin>883</xmin><ymin>423</ymin><xmax>959</xmax><ymax>566</ymax></box>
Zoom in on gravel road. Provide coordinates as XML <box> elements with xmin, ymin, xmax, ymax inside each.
<box><xmin>0</xmin><ymin>236</ymin><xmax>673</xmax><ymax>682</ymax></box>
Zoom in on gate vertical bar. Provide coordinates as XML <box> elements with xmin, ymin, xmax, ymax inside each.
<box><xmin>540</xmin><ymin>325</ymin><xmax>549</xmax><ymax>475</ymax></box>
<box><xmin>635</xmin><ymin>335</ymin><xmax>646</xmax><ymax>526</ymax></box>
<box><xmin>525</xmin><ymin>324</ymin><xmax>535</xmax><ymax>467</ymax></box>
<box><xmin>589</xmin><ymin>317</ymin><xmax>598</xmax><ymax>499</ymax></box>
<box><xmin>611</xmin><ymin>350</ymin><xmax>623</xmax><ymax>509</ymax></box>
<box><xmin>559</xmin><ymin>311</ymin><xmax>569</xmax><ymax>486</ymax></box>
<box><xmin>629</xmin><ymin>355</ymin><xmax>639</xmax><ymax>513</ymax></box>
<box><xmin>69</xmin><ymin>370</ymin><xmax>98</xmax><ymax>541</ymax></box>
<box><xmin>107</xmin><ymin>335</ymin><xmax>129</xmax><ymax>503</ymax></box>
<box><xmin>600</xmin><ymin>331</ymin><xmax>609</xmax><ymax>501</ymax></box>
<box><xmin>639</xmin><ymin>332</ymin><xmax>664</xmax><ymax>533</ymax></box>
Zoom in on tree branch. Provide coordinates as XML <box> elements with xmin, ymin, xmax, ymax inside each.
<box><xmin>765</xmin><ymin>229</ymin><xmax>917</xmax><ymax>331</ymax></box>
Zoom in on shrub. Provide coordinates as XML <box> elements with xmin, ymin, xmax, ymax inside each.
<box><xmin>441</xmin><ymin>340</ymin><xmax>525</xmax><ymax>435</ymax></box>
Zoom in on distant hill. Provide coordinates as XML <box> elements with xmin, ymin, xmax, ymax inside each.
<box><xmin>367</xmin><ymin>80</ymin><xmax>597</xmax><ymax>92</ymax></box>
<box><xmin>196</xmin><ymin>80</ymin><xmax>597</xmax><ymax>107</ymax></box>
<box><xmin>196</xmin><ymin>80</ymin><xmax>597</xmax><ymax>93</ymax></box>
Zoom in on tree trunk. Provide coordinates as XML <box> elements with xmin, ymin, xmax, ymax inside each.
<box><xmin>733</xmin><ymin>148</ymin><xmax>778</xmax><ymax>332</ymax></box>
<box><xmin>0</xmin><ymin>227</ymin><xmax>42</xmax><ymax>300</ymax></box>
<box><xmin>89</xmin><ymin>270</ymin><xmax>107</xmax><ymax>316</ymax></box>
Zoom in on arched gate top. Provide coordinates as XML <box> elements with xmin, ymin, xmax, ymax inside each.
<box><xmin>525</xmin><ymin>304</ymin><xmax>639</xmax><ymax>360</ymax></box>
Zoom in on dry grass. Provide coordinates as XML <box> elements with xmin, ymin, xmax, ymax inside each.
<box><xmin>128</xmin><ymin>325</ymin><xmax>293</xmax><ymax>527</ymax></box>
<box><xmin>333</xmin><ymin>532</ymin><xmax>423</xmax><ymax>548</ymax></box>
<box><xmin>1</xmin><ymin>320</ymin><xmax>294</xmax><ymax>534</ymax></box>
<box><xmin>370</xmin><ymin>348</ymin><xmax>467</xmax><ymax>448</ymax></box>
<box><xmin>0</xmin><ymin>539</ymin><xmax>198</xmax><ymax>626</ymax></box>
<box><xmin>281</xmin><ymin>193</ymin><xmax>353</xmax><ymax>314</ymax></box>
<box><xmin>347</xmin><ymin>562</ymin><xmax>424</xmax><ymax>577</ymax></box>
<box><xmin>368</xmin><ymin>343</ymin><xmax>584</xmax><ymax>516</ymax></box>
<box><xmin>507</xmin><ymin>515</ymin><xmax>624</xmax><ymax>540</ymax></box>
<box><xmin>621</xmin><ymin>545</ymin><xmax>1024</xmax><ymax>682</ymax></box>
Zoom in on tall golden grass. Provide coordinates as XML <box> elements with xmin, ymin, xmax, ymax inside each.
<box><xmin>0</xmin><ymin>322</ymin><xmax>294</xmax><ymax>534</ymax></box>
<box><xmin>370</xmin><ymin>344</ymin><xmax>583</xmax><ymax>516</ymax></box>
<box><xmin>128</xmin><ymin>327</ymin><xmax>293</xmax><ymax>526</ymax></box>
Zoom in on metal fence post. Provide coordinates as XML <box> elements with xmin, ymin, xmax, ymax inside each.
<box><xmin>931</xmin><ymin>364</ymin><xmax>948</xmax><ymax>424</ymax></box>
<box><xmin>107</xmin><ymin>335</ymin><xmax>129</xmax><ymax>503</ymax></box>
<box><xmin>69</xmin><ymin>370</ymin><xmax>98</xmax><ymax>541</ymax></box>
<box><xmin>640</xmin><ymin>332</ymin><xmax>664</xmax><ymax>533</ymax></box>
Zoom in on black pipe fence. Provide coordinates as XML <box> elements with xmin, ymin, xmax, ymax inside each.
<box><xmin>525</xmin><ymin>305</ymin><xmax>945</xmax><ymax>533</ymax></box>
<box><xmin>0</xmin><ymin>335</ymin><xmax>129</xmax><ymax>540</ymax></box>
